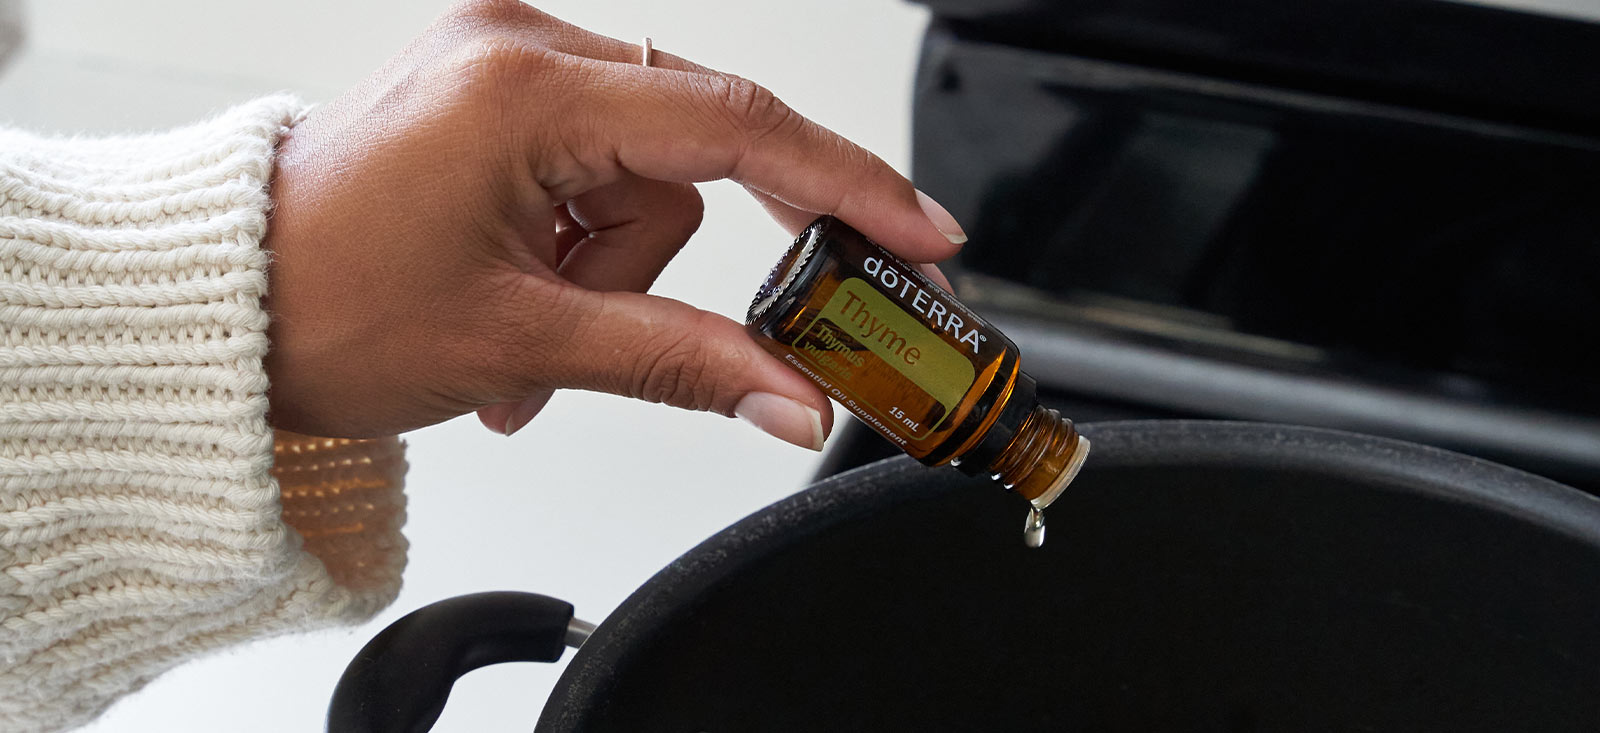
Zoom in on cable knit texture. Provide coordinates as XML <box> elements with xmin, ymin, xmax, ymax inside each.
<box><xmin>0</xmin><ymin>96</ymin><xmax>408</xmax><ymax>732</ymax></box>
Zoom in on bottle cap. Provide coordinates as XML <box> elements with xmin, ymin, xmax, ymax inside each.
<box><xmin>1029</xmin><ymin>435</ymin><xmax>1090</xmax><ymax>511</ymax></box>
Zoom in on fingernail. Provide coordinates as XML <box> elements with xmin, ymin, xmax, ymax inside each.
<box><xmin>503</xmin><ymin>396</ymin><xmax>547</xmax><ymax>437</ymax></box>
<box><xmin>734</xmin><ymin>392</ymin><xmax>826</xmax><ymax>451</ymax></box>
<box><xmin>916</xmin><ymin>261</ymin><xmax>954</xmax><ymax>292</ymax></box>
<box><xmin>916</xmin><ymin>189</ymin><xmax>967</xmax><ymax>245</ymax></box>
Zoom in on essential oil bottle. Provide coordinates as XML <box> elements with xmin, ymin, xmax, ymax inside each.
<box><xmin>746</xmin><ymin>216</ymin><xmax>1089</xmax><ymax>547</ymax></box>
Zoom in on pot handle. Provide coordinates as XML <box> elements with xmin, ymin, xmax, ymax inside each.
<box><xmin>326</xmin><ymin>591</ymin><xmax>592</xmax><ymax>733</ymax></box>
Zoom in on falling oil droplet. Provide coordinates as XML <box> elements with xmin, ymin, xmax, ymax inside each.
<box><xmin>1023</xmin><ymin>506</ymin><xmax>1047</xmax><ymax>548</ymax></box>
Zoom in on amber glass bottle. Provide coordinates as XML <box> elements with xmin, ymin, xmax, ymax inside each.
<box><xmin>746</xmin><ymin>216</ymin><xmax>1089</xmax><ymax>537</ymax></box>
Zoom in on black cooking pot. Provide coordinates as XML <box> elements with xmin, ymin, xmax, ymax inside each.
<box><xmin>328</xmin><ymin>421</ymin><xmax>1600</xmax><ymax>731</ymax></box>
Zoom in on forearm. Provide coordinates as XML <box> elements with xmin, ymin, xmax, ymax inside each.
<box><xmin>1</xmin><ymin>97</ymin><xmax>407</xmax><ymax>733</ymax></box>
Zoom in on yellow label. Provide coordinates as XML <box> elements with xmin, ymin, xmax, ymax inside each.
<box><xmin>791</xmin><ymin>278</ymin><xmax>976</xmax><ymax>440</ymax></box>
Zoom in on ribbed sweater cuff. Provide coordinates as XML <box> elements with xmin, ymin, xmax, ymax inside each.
<box><xmin>1</xmin><ymin>96</ymin><xmax>408</xmax><ymax>732</ymax></box>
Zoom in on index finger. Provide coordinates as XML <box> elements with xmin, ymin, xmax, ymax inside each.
<box><xmin>527</xmin><ymin>55</ymin><xmax>968</xmax><ymax>263</ymax></box>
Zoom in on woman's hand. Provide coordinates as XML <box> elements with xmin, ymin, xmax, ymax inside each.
<box><xmin>262</xmin><ymin>0</ymin><xmax>965</xmax><ymax>446</ymax></box>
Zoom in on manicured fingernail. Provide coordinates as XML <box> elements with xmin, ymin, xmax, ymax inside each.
<box><xmin>734</xmin><ymin>392</ymin><xmax>826</xmax><ymax>451</ymax></box>
<box><xmin>916</xmin><ymin>189</ymin><xmax>967</xmax><ymax>245</ymax></box>
<box><xmin>504</xmin><ymin>397</ymin><xmax>545</xmax><ymax>437</ymax></box>
<box><xmin>917</xmin><ymin>262</ymin><xmax>954</xmax><ymax>292</ymax></box>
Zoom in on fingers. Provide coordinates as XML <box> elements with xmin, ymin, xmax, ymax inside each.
<box><xmin>501</xmin><ymin>285</ymin><xmax>834</xmax><ymax>450</ymax></box>
<box><xmin>482</xmin><ymin>176</ymin><xmax>705</xmax><ymax>435</ymax></box>
<box><xmin>451</xmin><ymin>1</ymin><xmax>966</xmax><ymax>262</ymax></box>
<box><xmin>460</xmin><ymin>36</ymin><xmax>963</xmax><ymax>262</ymax></box>
<box><xmin>490</xmin><ymin>11</ymin><xmax>857</xmax><ymax>247</ymax></box>
<box><xmin>744</xmin><ymin>183</ymin><xmax>819</xmax><ymax>237</ymax></box>
<box><xmin>458</xmin><ymin>1</ymin><xmax>967</xmax><ymax>262</ymax></box>
<box><xmin>474</xmin><ymin>1</ymin><xmax>721</xmax><ymax>76</ymax></box>
<box><xmin>558</xmin><ymin>177</ymin><xmax>704</xmax><ymax>292</ymax></box>
<box><xmin>551</xmin><ymin>204</ymin><xmax>587</xmax><ymax>264</ymax></box>
<box><xmin>497</xmin><ymin>21</ymin><xmax>875</xmax><ymax>251</ymax></box>
<box><xmin>542</xmin><ymin>179</ymin><xmax>823</xmax><ymax>450</ymax></box>
<box><xmin>573</xmin><ymin>64</ymin><xmax>963</xmax><ymax>261</ymax></box>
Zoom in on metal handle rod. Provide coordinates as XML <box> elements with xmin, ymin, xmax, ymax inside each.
<box><xmin>565</xmin><ymin>617</ymin><xmax>597</xmax><ymax>648</ymax></box>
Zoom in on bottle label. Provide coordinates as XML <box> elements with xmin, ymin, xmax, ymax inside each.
<box><xmin>789</xmin><ymin>277</ymin><xmax>976</xmax><ymax>440</ymax></box>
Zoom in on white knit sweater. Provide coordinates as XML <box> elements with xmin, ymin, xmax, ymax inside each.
<box><xmin>1</xmin><ymin>97</ymin><xmax>409</xmax><ymax>732</ymax></box>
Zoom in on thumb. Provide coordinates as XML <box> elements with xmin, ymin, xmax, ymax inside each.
<box><xmin>522</xmin><ymin>287</ymin><xmax>833</xmax><ymax>451</ymax></box>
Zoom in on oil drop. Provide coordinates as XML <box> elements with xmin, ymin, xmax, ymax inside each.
<box><xmin>1024</xmin><ymin>506</ymin><xmax>1047</xmax><ymax>549</ymax></box>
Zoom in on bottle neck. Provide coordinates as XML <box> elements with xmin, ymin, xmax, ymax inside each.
<box><xmin>986</xmin><ymin>404</ymin><xmax>1086</xmax><ymax>508</ymax></box>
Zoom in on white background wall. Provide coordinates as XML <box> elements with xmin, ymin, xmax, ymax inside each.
<box><xmin>0</xmin><ymin>1</ymin><xmax>931</xmax><ymax>731</ymax></box>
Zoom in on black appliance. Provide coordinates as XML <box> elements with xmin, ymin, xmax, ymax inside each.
<box><xmin>820</xmin><ymin>0</ymin><xmax>1600</xmax><ymax>491</ymax></box>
